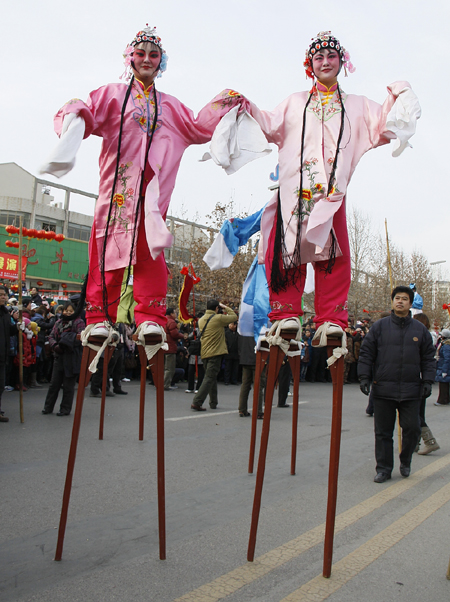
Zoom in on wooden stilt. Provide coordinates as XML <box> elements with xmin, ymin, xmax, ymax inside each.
<box><xmin>247</xmin><ymin>331</ymin><xmax>297</xmax><ymax>562</ymax></box>
<box><xmin>148</xmin><ymin>343</ymin><xmax>166</xmax><ymax>560</ymax></box>
<box><xmin>248</xmin><ymin>341</ymin><xmax>269</xmax><ymax>474</ymax></box>
<box><xmin>136</xmin><ymin>333</ymin><xmax>167</xmax><ymax>560</ymax></box>
<box><xmin>98</xmin><ymin>345</ymin><xmax>115</xmax><ymax>441</ymax></box>
<box><xmin>446</xmin><ymin>556</ymin><xmax>450</xmax><ymax>580</ymax></box>
<box><xmin>322</xmin><ymin>337</ymin><xmax>345</xmax><ymax>578</ymax></box>
<box><xmin>55</xmin><ymin>332</ymin><xmax>167</xmax><ymax>562</ymax></box>
<box><xmin>137</xmin><ymin>345</ymin><xmax>148</xmax><ymax>441</ymax></box>
<box><xmin>55</xmin><ymin>339</ymin><xmax>101</xmax><ymax>561</ymax></box>
<box><xmin>287</xmin><ymin>353</ymin><xmax>301</xmax><ymax>476</ymax></box>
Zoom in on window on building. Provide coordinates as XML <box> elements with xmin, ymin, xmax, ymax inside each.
<box><xmin>41</xmin><ymin>222</ymin><xmax>56</xmax><ymax>232</ymax></box>
<box><xmin>67</xmin><ymin>223</ymin><xmax>91</xmax><ymax>242</ymax></box>
<box><xmin>0</xmin><ymin>210</ymin><xmax>30</xmax><ymax>228</ymax></box>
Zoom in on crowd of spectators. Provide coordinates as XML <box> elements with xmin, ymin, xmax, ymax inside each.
<box><xmin>1</xmin><ymin>285</ymin><xmax>449</xmax><ymax>425</ymax></box>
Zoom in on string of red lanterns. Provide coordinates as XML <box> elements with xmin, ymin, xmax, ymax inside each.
<box><xmin>4</xmin><ymin>225</ymin><xmax>65</xmax><ymax>247</ymax></box>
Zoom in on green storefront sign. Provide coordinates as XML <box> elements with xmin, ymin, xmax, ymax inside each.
<box><xmin>0</xmin><ymin>233</ymin><xmax>88</xmax><ymax>284</ymax></box>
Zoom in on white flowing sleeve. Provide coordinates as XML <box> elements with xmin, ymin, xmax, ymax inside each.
<box><xmin>200</xmin><ymin>107</ymin><xmax>271</xmax><ymax>175</ymax></box>
<box><xmin>385</xmin><ymin>87</ymin><xmax>421</xmax><ymax>157</ymax></box>
<box><xmin>39</xmin><ymin>114</ymin><xmax>85</xmax><ymax>178</ymax></box>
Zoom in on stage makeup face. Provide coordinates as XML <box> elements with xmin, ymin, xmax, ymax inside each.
<box><xmin>312</xmin><ymin>48</ymin><xmax>341</xmax><ymax>87</ymax></box>
<box><xmin>132</xmin><ymin>42</ymin><xmax>161</xmax><ymax>87</ymax></box>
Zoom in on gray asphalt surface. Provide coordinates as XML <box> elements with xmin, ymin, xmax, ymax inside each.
<box><xmin>1</xmin><ymin>377</ymin><xmax>449</xmax><ymax>602</ymax></box>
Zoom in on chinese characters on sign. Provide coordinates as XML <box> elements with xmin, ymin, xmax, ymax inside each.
<box><xmin>51</xmin><ymin>248</ymin><xmax>68</xmax><ymax>273</ymax></box>
<box><xmin>0</xmin><ymin>253</ymin><xmax>28</xmax><ymax>280</ymax></box>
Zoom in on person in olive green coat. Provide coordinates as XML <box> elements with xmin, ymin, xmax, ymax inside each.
<box><xmin>191</xmin><ymin>300</ymin><xmax>237</xmax><ymax>411</ymax></box>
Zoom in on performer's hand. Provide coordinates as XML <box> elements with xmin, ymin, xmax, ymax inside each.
<box><xmin>359</xmin><ymin>379</ymin><xmax>371</xmax><ymax>396</ymax></box>
<box><xmin>422</xmin><ymin>382</ymin><xmax>432</xmax><ymax>398</ymax></box>
<box><xmin>442</xmin><ymin>373</ymin><xmax>447</xmax><ymax>378</ymax></box>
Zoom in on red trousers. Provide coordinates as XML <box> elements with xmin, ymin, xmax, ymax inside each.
<box><xmin>86</xmin><ymin>217</ymin><xmax>168</xmax><ymax>327</ymax></box>
<box><xmin>265</xmin><ymin>210</ymin><xmax>350</xmax><ymax>329</ymax></box>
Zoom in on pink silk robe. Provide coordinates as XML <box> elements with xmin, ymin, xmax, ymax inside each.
<box><xmin>54</xmin><ymin>83</ymin><xmax>248</xmax><ymax>271</ymax></box>
<box><xmin>249</xmin><ymin>81</ymin><xmax>411</xmax><ymax>265</ymax></box>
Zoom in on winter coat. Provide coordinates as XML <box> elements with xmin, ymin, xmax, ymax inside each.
<box><xmin>198</xmin><ymin>306</ymin><xmax>238</xmax><ymax>359</ymax></box>
<box><xmin>0</xmin><ymin>305</ymin><xmax>17</xmax><ymax>363</ymax></box>
<box><xmin>34</xmin><ymin>314</ymin><xmax>54</xmax><ymax>347</ymax></box>
<box><xmin>225</xmin><ymin>328</ymin><xmax>239</xmax><ymax>359</ymax></box>
<box><xmin>358</xmin><ymin>311</ymin><xmax>436</xmax><ymax>401</ymax></box>
<box><xmin>238</xmin><ymin>335</ymin><xmax>257</xmax><ymax>366</ymax></box>
<box><xmin>49</xmin><ymin>317</ymin><xmax>85</xmax><ymax>377</ymax></box>
<box><xmin>435</xmin><ymin>340</ymin><xmax>450</xmax><ymax>383</ymax></box>
<box><xmin>344</xmin><ymin>332</ymin><xmax>355</xmax><ymax>363</ymax></box>
<box><xmin>31</xmin><ymin>293</ymin><xmax>43</xmax><ymax>306</ymax></box>
<box><xmin>14</xmin><ymin>333</ymin><xmax>36</xmax><ymax>367</ymax></box>
<box><xmin>164</xmin><ymin>316</ymin><xmax>183</xmax><ymax>354</ymax></box>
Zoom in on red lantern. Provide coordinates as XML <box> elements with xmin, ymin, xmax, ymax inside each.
<box><xmin>55</xmin><ymin>233</ymin><xmax>65</xmax><ymax>243</ymax></box>
<box><xmin>27</xmin><ymin>228</ymin><xmax>38</xmax><ymax>238</ymax></box>
<box><xmin>36</xmin><ymin>230</ymin><xmax>46</xmax><ymax>239</ymax></box>
<box><xmin>47</xmin><ymin>230</ymin><xmax>56</xmax><ymax>240</ymax></box>
<box><xmin>36</xmin><ymin>281</ymin><xmax>44</xmax><ymax>286</ymax></box>
<box><xmin>21</xmin><ymin>227</ymin><xmax>29</xmax><ymax>237</ymax></box>
<box><xmin>5</xmin><ymin>240</ymin><xmax>13</xmax><ymax>248</ymax></box>
<box><xmin>11</xmin><ymin>284</ymin><xmax>18</xmax><ymax>291</ymax></box>
<box><xmin>12</xmin><ymin>242</ymin><xmax>20</xmax><ymax>248</ymax></box>
<box><xmin>5</xmin><ymin>225</ymin><xmax>19</xmax><ymax>235</ymax></box>
<box><xmin>61</xmin><ymin>283</ymin><xmax>67</xmax><ymax>289</ymax></box>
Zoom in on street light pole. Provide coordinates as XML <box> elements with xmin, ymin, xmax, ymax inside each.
<box><xmin>430</xmin><ymin>260</ymin><xmax>447</xmax><ymax>310</ymax></box>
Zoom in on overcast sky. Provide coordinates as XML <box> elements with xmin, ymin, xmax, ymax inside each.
<box><xmin>1</xmin><ymin>0</ymin><xmax>448</xmax><ymax>280</ymax></box>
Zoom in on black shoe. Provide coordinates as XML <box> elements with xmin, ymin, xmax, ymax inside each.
<box><xmin>257</xmin><ymin>412</ymin><xmax>264</xmax><ymax>420</ymax></box>
<box><xmin>209</xmin><ymin>405</ymin><xmax>217</xmax><ymax>409</ymax></box>
<box><xmin>277</xmin><ymin>403</ymin><xmax>290</xmax><ymax>408</ymax></box>
<box><xmin>400</xmin><ymin>464</ymin><xmax>410</xmax><ymax>478</ymax></box>
<box><xmin>41</xmin><ymin>409</ymin><xmax>52</xmax><ymax>414</ymax></box>
<box><xmin>374</xmin><ymin>472</ymin><xmax>391</xmax><ymax>483</ymax></box>
<box><xmin>56</xmin><ymin>411</ymin><xmax>70</xmax><ymax>416</ymax></box>
<box><xmin>113</xmin><ymin>389</ymin><xmax>128</xmax><ymax>395</ymax></box>
<box><xmin>191</xmin><ymin>404</ymin><xmax>206</xmax><ymax>412</ymax></box>
<box><xmin>239</xmin><ymin>411</ymin><xmax>251</xmax><ymax>417</ymax></box>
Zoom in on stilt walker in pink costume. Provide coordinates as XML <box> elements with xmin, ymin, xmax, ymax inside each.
<box><xmin>246</xmin><ymin>31</ymin><xmax>420</xmax><ymax>347</ymax></box>
<box><xmin>41</xmin><ymin>25</ymin><xmax>249</xmax><ymax>362</ymax></box>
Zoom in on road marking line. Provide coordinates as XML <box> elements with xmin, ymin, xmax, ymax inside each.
<box><xmin>167</xmin><ymin>410</ymin><xmax>238</xmax><ymax>421</ymax></box>
<box><xmin>281</xmin><ymin>481</ymin><xmax>450</xmax><ymax>601</ymax></box>
<box><xmin>171</xmin><ymin>454</ymin><xmax>450</xmax><ymax>602</ymax></box>
<box><xmin>166</xmin><ymin>402</ymin><xmax>309</xmax><ymax>421</ymax></box>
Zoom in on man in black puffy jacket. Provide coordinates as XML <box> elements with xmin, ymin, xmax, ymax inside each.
<box><xmin>358</xmin><ymin>286</ymin><xmax>436</xmax><ymax>483</ymax></box>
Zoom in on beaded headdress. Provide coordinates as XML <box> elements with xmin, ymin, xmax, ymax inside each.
<box><xmin>303</xmin><ymin>31</ymin><xmax>355</xmax><ymax>80</ymax></box>
<box><xmin>121</xmin><ymin>25</ymin><xmax>168</xmax><ymax>81</ymax></box>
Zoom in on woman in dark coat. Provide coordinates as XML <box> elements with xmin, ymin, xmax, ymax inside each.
<box><xmin>41</xmin><ymin>302</ymin><xmax>85</xmax><ymax>416</ymax></box>
<box><xmin>435</xmin><ymin>328</ymin><xmax>450</xmax><ymax>406</ymax></box>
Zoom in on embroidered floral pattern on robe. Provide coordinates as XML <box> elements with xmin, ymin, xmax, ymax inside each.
<box><xmin>131</xmin><ymin>87</ymin><xmax>162</xmax><ymax>133</ymax></box>
<box><xmin>109</xmin><ymin>162</ymin><xmax>134</xmax><ymax>231</ymax></box>
<box><xmin>307</xmin><ymin>88</ymin><xmax>347</xmax><ymax>122</ymax></box>
<box><xmin>148</xmin><ymin>298</ymin><xmax>166</xmax><ymax>308</ymax></box>
<box><xmin>212</xmin><ymin>89</ymin><xmax>242</xmax><ymax>111</ymax></box>
<box><xmin>293</xmin><ymin>158</ymin><xmax>325</xmax><ymax>218</ymax></box>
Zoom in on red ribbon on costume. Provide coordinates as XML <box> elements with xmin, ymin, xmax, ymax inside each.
<box><xmin>178</xmin><ymin>263</ymin><xmax>201</xmax><ymax>323</ymax></box>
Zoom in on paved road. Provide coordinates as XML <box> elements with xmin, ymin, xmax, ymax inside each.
<box><xmin>1</xmin><ymin>378</ymin><xmax>449</xmax><ymax>602</ymax></box>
